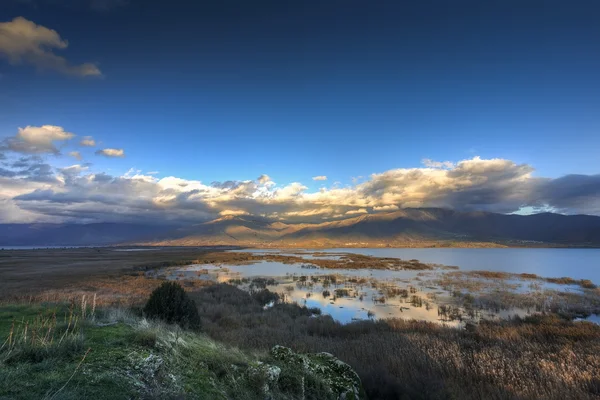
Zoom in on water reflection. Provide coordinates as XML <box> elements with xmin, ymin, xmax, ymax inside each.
<box><xmin>239</xmin><ymin>248</ymin><xmax>600</xmax><ymax>283</ymax></box>
<box><xmin>149</xmin><ymin>259</ymin><xmax>557</xmax><ymax>326</ymax></box>
<box><xmin>147</xmin><ymin>248</ymin><xmax>600</xmax><ymax>326</ymax></box>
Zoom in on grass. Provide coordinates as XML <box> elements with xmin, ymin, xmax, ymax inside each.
<box><xmin>190</xmin><ymin>284</ymin><xmax>600</xmax><ymax>400</ymax></box>
<box><xmin>1</xmin><ymin>284</ymin><xmax>600</xmax><ymax>399</ymax></box>
<box><xmin>0</xmin><ymin>298</ymin><xmax>362</xmax><ymax>400</ymax></box>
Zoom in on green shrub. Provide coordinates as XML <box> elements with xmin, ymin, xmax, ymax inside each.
<box><xmin>251</xmin><ymin>289</ymin><xmax>280</xmax><ymax>306</ymax></box>
<box><xmin>143</xmin><ymin>282</ymin><xmax>201</xmax><ymax>329</ymax></box>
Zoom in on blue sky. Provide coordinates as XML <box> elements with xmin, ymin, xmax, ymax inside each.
<box><xmin>0</xmin><ymin>0</ymin><xmax>599</xmax><ymax>223</ymax></box>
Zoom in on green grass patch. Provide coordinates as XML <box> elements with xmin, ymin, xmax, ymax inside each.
<box><xmin>0</xmin><ymin>302</ymin><xmax>363</xmax><ymax>399</ymax></box>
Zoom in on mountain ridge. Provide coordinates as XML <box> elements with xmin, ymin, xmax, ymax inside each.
<box><xmin>2</xmin><ymin>208</ymin><xmax>600</xmax><ymax>247</ymax></box>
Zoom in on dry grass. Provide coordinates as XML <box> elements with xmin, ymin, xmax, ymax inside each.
<box><xmin>470</xmin><ymin>270</ymin><xmax>510</xmax><ymax>279</ymax></box>
<box><xmin>190</xmin><ymin>251</ymin><xmax>439</xmax><ymax>270</ymax></box>
<box><xmin>191</xmin><ymin>284</ymin><xmax>600</xmax><ymax>400</ymax></box>
<box><xmin>0</xmin><ymin>247</ymin><xmax>223</xmax><ymax>298</ymax></box>
<box><xmin>0</xmin><ymin>272</ymin><xmax>213</xmax><ymax>309</ymax></box>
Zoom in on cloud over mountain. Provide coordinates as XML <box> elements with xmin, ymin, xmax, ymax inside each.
<box><xmin>0</xmin><ymin>153</ymin><xmax>597</xmax><ymax>224</ymax></box>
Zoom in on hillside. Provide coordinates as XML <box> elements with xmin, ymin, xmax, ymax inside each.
<box><xmin>139</xmin><ymin>209</ymin><xmax>600</xmax><ymax>247</ymax></box>
<box><xmin>2</xmin><ymin>208</ymin><xmax>600</xmax><ymax>247</ymax></box>
<box><xmin>0</xmin><ymin>302</ymin><xmax>363</xmax><ymax>399</ymax></box>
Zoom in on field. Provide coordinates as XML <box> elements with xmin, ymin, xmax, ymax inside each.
<box><xmin>0</xmin><ymin>247</ymin><xmax>230</xmax><ymax>304</ymax></box>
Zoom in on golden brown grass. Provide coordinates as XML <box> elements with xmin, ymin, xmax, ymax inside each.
<box><xmin>1</xmin><ymin>272</ymin><xmax>212</xmax><ymax>308</ymax></box>
<box><xmin>193</xmin><ymin>284</ymin><xmax>600</xmax><ymax>400</ymax></box>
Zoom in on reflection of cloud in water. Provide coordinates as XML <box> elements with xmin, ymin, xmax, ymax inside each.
<box><xmin>269</xmin><ymin>279</ymin><xmax>458</xmax><ymax>325</ymax></box>
<box><xmin>154</xmin><ymin>254</ymin><xmax>599</xmax><ymax>326</ymax></box>
<box><xmin>576</xmin><ymin>314</ymin><xmax>600</xmax><ymax>324</ymax></box>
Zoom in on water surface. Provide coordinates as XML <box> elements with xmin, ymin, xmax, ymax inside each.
<box><xmin>243</xmin><ymin>248</ymin><xmax>600</xmax><ymax>283</ymax></box>
<box><xmin>146</xmin><ymin>248</ymin><xmax>600</xmax><ymax>326</ymax></box>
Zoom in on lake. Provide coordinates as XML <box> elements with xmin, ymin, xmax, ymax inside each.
<box><xmin>243</xmin><ymin>248</ymin><xmax>600</xmax><ymax>284</ymax></box>
<box><xmin>151</xmin><ymin>247</ymin><xmax>600</xmax><ymax>325</ymax></box>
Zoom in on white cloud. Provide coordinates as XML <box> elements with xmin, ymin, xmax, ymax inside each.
<box><xmin>1</xmin><ymin>156</ymin><xmax>599</xmax><ymax>223</ymax></box>
<box><xmin>2</xmin><ymin>125</ymin><xmax>74</xmax><ymax>154</ymax></box>
<box><xmin>257</xmin><ymin>174</ymin><xmax>272</xmax><ymax>184</ymax></box>
<box><xmin>373</xmin><ymin>205</ymin><xmax>399</xmax><ymax>212</ymax></box>
<box><xmin>0</xmin><ymin>175</ymin><xmax>59</xmax><ymax>222</ymax></box>
<box><xmin>60</xmin><ymin>164</ymin><xmax>88</xmax><ymax>174</ymax></box>
<box><xmin>312</xmin><ymin>175</ymin><xmax>327</xmax><ymax>181</ymax></box>
<box><xmin>69</xmin><ymin>151</ymin><xmax>82</xmax><ymax>160</ymax></box>
<box><xmin>219</xmin><ymin>209</ymin><xmax>249</xmax><ymax>217</ymax></box>
<box><xmin>0</xmin><ymin>17</ymin><xmax>101</xmax><ymax>77</ymax></box>
<box><xmin>59</xmin><ymin>164</ymin><xmax>88</xmax><ymax>181</ymax></box>
<box><xmin>79</xmin><ymin>136</ymin><xmax>96</xmax><ymax>147</ymax></box>
<box><xmin>422</xmin><ymin>158</ymin><xmax>455</xmax><ymax>169</ymax></box>
<box><xmin>345</xmin><ymin>208</ymin><xmax>368</xmax><ymax>215</ymax></box>
<box><xmin>95</xmin><ymin>148</ymin><xmax>124</xmax><ymax>158</ymax></box>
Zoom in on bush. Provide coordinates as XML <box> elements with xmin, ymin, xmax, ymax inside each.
<box><xmin>580</xmin><ymin>279</ymin><xmax>597</xmax><ymax>289</ymax></box>
<box><xmin>143</xmin><ymin>282</ymin><xmax>201</xmax><ymax>329</ymax></box>
<box><xmin>251</xmin><ymin>289</ymin><xmax>280</xmax><ymax>306</ymax></box>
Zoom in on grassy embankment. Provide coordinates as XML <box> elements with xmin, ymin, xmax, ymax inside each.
<box><xmin>0</xmin><ymin>299</ymin><xmax>361</xmax><ymax>400</ymax></box>
<box><xmin>2</xmin><ymin>284</ymin><xmax>600</xmax><ymax>399</ymax></box>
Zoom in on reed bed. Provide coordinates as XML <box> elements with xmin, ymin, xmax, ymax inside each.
<box><xmin>191</xmin><ymin>284</ymin><xmax>600</xmax><ymax>400</ymax></box>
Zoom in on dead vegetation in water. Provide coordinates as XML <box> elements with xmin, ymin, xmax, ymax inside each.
<box><xmin>192</xmin><ymin>284</ymin><xmax>600</xmax><ymax>400</ymax></box>
<box><xmin>435</xmin><ymin>271</ymin><xmax>521</xmax><ymax>293</ymax></box>
<box><xmin>188</xmin><ymin>251</ymin><xmax>440</xmax><ymax>270</ymax></box>
<box><xmin>436</xmin><ymin>270</ymin><xmax>598</xmax><ymax>292</ymax></box>
<box><xmin>433</xmin><ymin>271</ymin><xmax>600</xmax><ymax>321</ymax></box>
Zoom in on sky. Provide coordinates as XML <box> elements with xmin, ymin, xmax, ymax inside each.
<box><xmin>0</xmin><ymin>0</ymin><xmax>599</xmax><ymax>224</ymax></box>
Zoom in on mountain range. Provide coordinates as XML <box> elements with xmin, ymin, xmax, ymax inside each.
<box><xmin>2</xmin><ymin>208</ymin><xmax>600</xmax><ymax>248</ymax></box>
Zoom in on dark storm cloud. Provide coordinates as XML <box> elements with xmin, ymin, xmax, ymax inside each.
<box><xmin>0</xmin><ymin>155</ymin><xmax>58</xmax><ymax>183</ymax></box>
<box><xmin>211</xmin><ymin>180</ymin><xmax>242</xmax><ymax>190</ymax></box>
<box><xmin>0</xmin><ymin>167</ymin><xmax>17</xmax><ymax>178</ymax></box>
<box><xmin>533</xmin><ymin>174</ymin><xmax>600</xmax><ymax>214</ymax></box>
<box><xmin>22</xmin><ymin>162</ymin><xmax>56</xmax><ymax>182</ymax></box>
<box><xmin>10</xmin><ymin>156</ymin><xmax>43</xmax><ymax>169</ymax></box>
